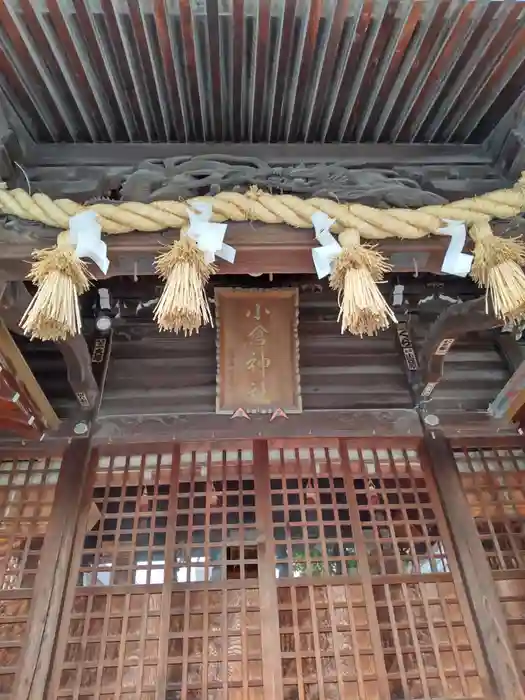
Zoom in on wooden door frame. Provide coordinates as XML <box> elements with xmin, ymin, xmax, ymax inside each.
<box><xmin>7</xmin><ymin>432</ymin><xmax>524</xmax><ymax>699</ymax></box>
<box><xmin>425</xmin><ymin>430</ymin><xmax>525</xmax><ymax>700</ymax></box>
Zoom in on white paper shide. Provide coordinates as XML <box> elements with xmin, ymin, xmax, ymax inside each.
<box><xmin>186</xmin><ymin>203</ymin><xmax>236</xmax><ymax>265</ymax></box>
<box><xmin>311</xmin><ymin>212</ymin><xmax>341</xmax><ymax>279</ymax></box>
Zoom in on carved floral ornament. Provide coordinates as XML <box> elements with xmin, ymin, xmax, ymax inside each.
<box><xmin>0</xmin><ymin>172</ymin><xmax>525</xmax><ymax>341</ymax></box>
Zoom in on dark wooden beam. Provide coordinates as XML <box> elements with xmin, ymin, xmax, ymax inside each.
<box><xmin>417</xmin><ymin>297</ymin><xmax>501</xmax><ymax>403</ymax></box>
<box><xmin>0</xmin><ymin>219</ymin><xmax>451</xmax><ymax>279</ymax></box>
<box><xmin>487</xmin><ymin>93</ymin><xmax>525</xmax><ymax>179</ymax></box>
<box><xmin>14</xmin><ymin>438</ymin><xmax>95</xmax><ymax>700</ymax></box>
<box><xmin>0</xmin><ymin>281</ymin><xmax>99</xmax><ymax>409</ymax></box>
<box><xmin>92</xmin><ymin>408</ymin><xmax>422</xmax><ymax>445</ymax></box>
<box><xmin>2</xmin><ymin>216</ymin><xmax>522</xmax><ymax>282</ymax></box>
<box><xmin>432</xmin><ymin>410</ymin><xmax>520</xmax><ymax>439</ymax></box>
<box><xmin>423</xmin><ymin>429</ymin><xmax>525</xmax><ymax>700</ymax></box>
<box><xmin>0</xmin><ymin>97</ymin><xmax>16</xmax><ymax>181</ymax></box>
<box><xmin>25</xmin><ymin>143</ymin><xmax>493</xmax><ymax>168</ymax></box>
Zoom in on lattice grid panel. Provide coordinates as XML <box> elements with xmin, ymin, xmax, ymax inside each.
<box><xmin>495</xmin><ymin>578</ymin><xmax>525</xmax><ymax>672</ymax></box>
<box><xmin>455</xmin><ymin>447</ymin><xmax>525</xmax><ymax>571</ymax></box>
<box><xmin>81</xmin><ymin>455</ymin><xmax>171</xmax><ymax>587</ymax></box>
<box><xmin>174</xmin><ymin>447</ymin><xmax>258</xmax><ymax>585</ymax></box>
<box><xmin>167</xmin><ymin>588</ymin><xmax>263</xmax><ymax>700</ymax></box>
<box><xmin>270</xmin><ymin>441</ymin><xmax>486</xmax><ymax>700</ymax></box>
<box><xmin>349</xmin><ymin>447</ymin><xmax>449</xmax><ymax>577</ymax></box>
<box><xmin>455</xmin><ymin>446</ymin><xmax>525</xmax><ymax>674</ymax></box>
<box><xmin>167</xmin><ymin>445</ymin><xmax>263</xmax><ymax>698</ymax></box>
<box><xmin>58</xmin><ymin>590</ymin><xmax>161</xmax><ymax>699</ymax></box>
<box><xmin>279</xmin><ymin>583</ymin><xmax>379</xmax><ymax>700</ymax></box>
<box><xmin>374</xmin><ymin>581</ymin><xmax>483</xmax><ymax>699</ymax></box>
<box><xmin>0</xmin><ymin>456</ymin><xmax>61</xmax><ymax>589</ymax></box>
<box><xmin>269</xmin><ymin>445</ymin><xmax>357</xmax><ymax>580</ymax></box>
<box><xmin>0</xmin><ymin>455</ymin><xmax>62</xmax><ymax>699</ymax></box>
<box><xmin>53</xmin><ymin>443</ymin><xmax>490</xmax><ymax>700</ymax></box>
<box><xmin>56</xmin><ymin>453</ymin><xmax>170</xmax><ymax>699</ymax></box>
<box><xmin>0</xmin><ymin>598</ymin><xmax>32</xmax><ymax>699</ymax></box>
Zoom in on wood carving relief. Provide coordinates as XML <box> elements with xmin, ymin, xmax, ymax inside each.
<box><xmin>418</xmin><ymin>297</ymin><xmax>502</xmax><ymax>402</ymax></box>
<box><xmin>215</xmin><ymin>288</ymin><xmax>302</xmax><ymax>415</ymax></box>
<box><xmin>9</xmin><ymin>157</ymin><xmax>448</xmax><ymax>206</ymax></box>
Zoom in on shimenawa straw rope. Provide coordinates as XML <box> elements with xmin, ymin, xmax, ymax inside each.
<box><xmin>1</xmin><ymin>174</ymin><xmax>524</xmax><ymax>338</ymax></box>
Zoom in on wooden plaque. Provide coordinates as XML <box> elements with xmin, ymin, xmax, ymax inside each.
<box><xmin>215</xmin><ymin>288</ymin><xmax>302</xmax><ymax>414</ymax></box>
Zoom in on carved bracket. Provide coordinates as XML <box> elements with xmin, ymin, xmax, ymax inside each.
<box><xmin>0</xmin><ymin>281</ymin><xmax>99</xmax><ymax>410</ymax></box>
<box><xmin>417</xmin><ymin>297</ymin><xmax>502</xmax><ymax>403</ymax></box>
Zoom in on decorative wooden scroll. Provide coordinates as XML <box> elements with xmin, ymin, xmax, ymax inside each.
<box><xmin>215</xmin><ymin>288</ymin><xmax>302</xmax><ymax>415</ymax></box>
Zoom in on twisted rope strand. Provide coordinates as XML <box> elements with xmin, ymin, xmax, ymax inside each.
<box><xmin>0</xmin><ymin>173</ymin><xmax>524</xmax><ymax>240</ymax></box>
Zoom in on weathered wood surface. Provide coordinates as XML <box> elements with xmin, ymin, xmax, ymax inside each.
<box><xmin>493</xmin><ymin>335</ymin><xmax>525</xmax><ymax>420</ymax></box>
<box><xmin>424</xmin><ymin>430</ymin><xmax>525</xmax><ymax>700</ymax></box>
<box><xmin>0</xmin><ymin>281</ymin><xmax>99</xmax><ymax>409</ymax></box>
<box><xmin>0</xmin><ymin>100</ymin><xmax>14</xmax><ymax>180</ymax></box>
<box><xmin>434</xmin><ymin>410</ymin><xmax>519</xmax><ymax>438</ymax></box>
<box><xmin>14</xmin><ymin>439</ymin><xmax>95</xmax><ymax>700</ymax></box>
<box><xmin>0</xmin><ymin>317</ymin><xmax>59</xmax><ymax>434</ymax></box>
<box><xmin>0</xmin><ymin>218</ymin><xmax>450</xmax><ymax>279</ymax></box>
<box><xmin>91</xmin><ymin>408</ymin><xmax>422</xmax><ymax>445</ymax></box>
<box><xmin>0</xmin><ymin>331</ymin><xmax>112</xmax><ymax>446</ymax></box>
<box><xmin>488</xmin><ymin>93</ymin><xmax>525</xmax><ymax>179</ymax></box>
<box><xmin>25</xmin><ymin>143</ymin><xmax>495</xmax><ymax>167</ymax></box>
<box><xmin>417</xmin><ymin>297</ymin><xmax>502</xmax><ymax>402</ymax></box>
<box><xmin>6</xmin><ymin>152</ymin><xmax>509</xmax><ymax>218</ymax></box>
<box><xmin>0</xmin><ymin>217</ymin><xmax>522</xmax><ymax>282</ymax></box>
<box><xmin>101</xmin><ymin>290</ymin><xmax>413</xmax><ymax>417</ymax></box>
<box><xmin>12</xmin><ymin>329</ymin><xmax>112</xmax><ymax>697</ymax></box>
<box><xmin>215</xmin><ymin>288</ymin><xmax>301</xmax><ymax>414</ymax></box>
<box><xmin>20</xmin><ymin>160</ymin><xmax>450</xmax><ymax>205</ymax></box>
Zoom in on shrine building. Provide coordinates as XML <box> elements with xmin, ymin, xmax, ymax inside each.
<box><xmin>0</xmin><ymin>2</ymin><xmax>525</xmax><ymax>699</ymax></box>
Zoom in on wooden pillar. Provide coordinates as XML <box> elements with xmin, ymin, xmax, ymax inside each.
<box><xmin>14</xmin><ymin>328</ymin><xmax>111</xmax><ymax>700</ymax></box>
<box><xmin>14</xmin><ymin>438</ymin><xmax>95</xmax><ymax>700</ymax></box>
<box><xmin>423</xmin><ymin>428</ymin><xmax>525</xmax><ymax>700</ymax></box>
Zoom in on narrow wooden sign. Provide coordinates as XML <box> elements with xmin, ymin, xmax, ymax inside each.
<box><xmin>215</xmin><ymin>288</ymin><xmax>302</xmax><ymax>414</ymax></box>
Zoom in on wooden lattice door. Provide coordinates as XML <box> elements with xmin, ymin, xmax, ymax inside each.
<box><xmin>453</xmin><ymin>444</ymin><xmax>525</xmax><ymax>675</ymax></box>
<box><xmin>267</xmin><ymin>439</ymin><xmax>491</xmax><ymax>700</ymax></box>
<box><xmin>49</xmin><ymin>441</ymin><xmax>280</xmax><ymax>700</ymax></box>
<box><xmin>49</xmin><ymin>439</ymin><xmax>492</xmax><ymax>700</ymax></box>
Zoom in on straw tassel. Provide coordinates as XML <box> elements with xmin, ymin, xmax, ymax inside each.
<box><xmin>469</xmin><ymin>221</ymin><xmax>525</xmax><ymax>324</ymax></box>
<box><xmin>21</xmin><ymin>231</ymin><xmax>93</xmax><ymax>342</ymax></box>
<box><xmin>330</xmin><ymin>229</ymin><xmax>396</xmax><ymax>336</ymax></box>
<box><xmin>153</xmin><ymin>234</ymin><xmax>216</xmax><ymax>335</ymax></box>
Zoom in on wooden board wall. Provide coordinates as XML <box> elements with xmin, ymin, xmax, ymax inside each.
<box><xmin>96</xmin><ymin>291</ymin><xmax>510</xmax><ymax>419</ymax></box>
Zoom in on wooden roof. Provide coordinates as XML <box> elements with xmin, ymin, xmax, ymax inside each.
<box><xmin>0</xmin><ymin>0</ymin><xmax>524</xmax><ymax>145</ymax></box>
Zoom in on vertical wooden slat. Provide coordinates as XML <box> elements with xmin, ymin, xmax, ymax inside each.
<box><xmin>423</xmin><ymin>430</ymin><xmax>525</xmax><ymax>700</ymax></box>
<box><xmin>157</xmin><ymin>443</ymin><xmax>180</xmax><ymax>698</ymax></box>
<box><xmin>14</xmin><ymin>438</ymin><xmax>94</xmax><ymax>700</ymax></box>
<box><xmin>253</xmin><ymin>439</ymin><xmax>284</xmax><ymax>700</ymax></box>
<box><xmin>340</xmin><ymin>440</ymin><xmax>391</xmax><ymax>699</ymax></box>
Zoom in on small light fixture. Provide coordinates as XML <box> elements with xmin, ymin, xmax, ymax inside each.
<box><xmin>96</xmin><ymin>315</ymin><xmax>112</xmax><ymax>332</ymax></box>
<box><xmin>74</xmin><ymin>421</ymin><xmax>89</xmax><ymax>435</ymax></box>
